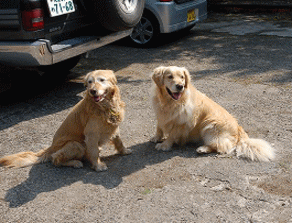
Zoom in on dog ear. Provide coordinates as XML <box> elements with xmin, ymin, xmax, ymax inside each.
<box><xmin>152</xmin><ymin>66</ymin><xmax>166</xmax><ymax>87</ymax></box>
<box><xmin>107</xmin><ymin>70</ymin><xmax>117</xmax><ymax>85</ymax></box>
<box><xmin>110</xmin><ymin>84</ymin><xmax>119</xmax><ymax>98</ymax></box>
<box><xmin>84</xmin><ymin>71</ymin><xmax>93</xmax><ymax>87</ymax></box>
<box><xmin>182</xmin><ymin>67</ymin><xmax>191</xmax><ymax>88</ymax></box>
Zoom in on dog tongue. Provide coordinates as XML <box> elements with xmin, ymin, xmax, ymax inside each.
<box><xmin>172</xmin><ymin>92</ymin><xmax>182</xmax><ymax>100</ymax></box>
<box><xmin>94</xmin><ymin>96</ymin><xmax>101</xmax><ymax>102</ymax></box>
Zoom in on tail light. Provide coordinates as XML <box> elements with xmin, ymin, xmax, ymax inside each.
<box><xmin>22</xmin><ymin>8</ymin><xmax>44</xmax><ymax>31</ymax></box>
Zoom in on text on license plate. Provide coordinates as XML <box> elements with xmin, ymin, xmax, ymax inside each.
<box><xmin>187</xmin><ymin>9</ymin><xmax>197</xmax><ymax>22</ymax></box>
<box><xmin>47</xmin><ymin>0</ymin><xmax>75</xmax><ymax>17</ymax></box>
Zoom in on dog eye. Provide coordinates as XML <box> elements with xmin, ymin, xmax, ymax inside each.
<box><xmin>88</xmin><ymin>80</ymin><xmax>92</xmax><ymax>84</ymax></box>
<box><xmin>100</xmin><ymin>78</ymin><xmax>105</xmax><ymax>82</ymax></box>
<box><xmin>168</xmin><ymin>75</ymin><xmax>173</xmax><ymax>79</ymax></box>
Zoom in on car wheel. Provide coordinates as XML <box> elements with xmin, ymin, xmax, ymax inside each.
<box><xmin>130</xmin><ymin>14</ymin><xmax>160</xmax><ymax>47</ymax></box>
<box><xmin>86</xmin><ymin>0</ymin><xmax>145</xmax><ymax>31</ymax></box>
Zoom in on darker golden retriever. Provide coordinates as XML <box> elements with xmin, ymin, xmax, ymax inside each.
<box><xmin>151</xmin><ymin>66</ymin><xmax>275</xmax><ymax>161</ymax></box>
<box><xmin>0</xmin><ymin>70</ymin><xmax>131</xmax><ymax>171</ymax></box>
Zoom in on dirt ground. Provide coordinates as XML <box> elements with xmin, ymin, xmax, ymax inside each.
<box><xmin>0</xmin><ymin>13</ymin><xmax>291</xmax><ymax>222</ymax></box>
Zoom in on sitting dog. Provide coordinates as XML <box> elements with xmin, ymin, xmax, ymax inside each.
<box><xmin>0</xmin><ymin>70</ymin><xmax>131</xmax><ymax>171</ymax></box>
<box><xmin>150</xmin><ymin>66</ymin><xmax>275</xmax><ymax>161</ymax></box>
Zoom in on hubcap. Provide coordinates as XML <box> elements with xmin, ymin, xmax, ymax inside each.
<box><xmin>118</xmin><ymin>0</ymin><xmax>138</xmax><ymax>14</ymax></box>
<box><xmin>130</xmin><ymin>17</ymin><xmax>154</xmax><ymax>45</ymax></box>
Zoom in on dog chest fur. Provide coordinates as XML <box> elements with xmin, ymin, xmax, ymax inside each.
<box><xmin>153</xmin><ymin>87</ymin><xmax>196</xmax><ymax>135</ymax></box>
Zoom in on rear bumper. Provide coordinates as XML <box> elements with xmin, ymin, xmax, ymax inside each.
<box><xmin>0</xmin><ymin>29</ymin><xmax>132</xmax><ymax>67</ymax></box>
<box><xmin>149</xmin><ymin>0</ymin><xmax>207</xmax><ymax>33</ymax></box>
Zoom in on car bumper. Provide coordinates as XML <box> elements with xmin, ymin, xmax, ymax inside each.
<box><xmin>152</xmin><ymin>0</ymin><xmax>207</xmax><ymax>33</ymax></box>
<box><xmin>0</xmin><ymin>29</ymin><xmax>132</xmax><ymax>67</ymax></box>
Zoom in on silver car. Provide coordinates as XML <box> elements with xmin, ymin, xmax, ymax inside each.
<box><xmin>130</xmin><ymin>0</ymin><xmax>207</xmax><ymax>46</ymax></box>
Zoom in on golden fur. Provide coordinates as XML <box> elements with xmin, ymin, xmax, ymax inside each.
<box><xmin>0</xmin><ymin>70</ymin><xmax>131</xmax><ymax>171</ymax></box>
<box><xmin>151</xmin><ymin>66</ymin><xmax>275</xmax><ymax>161</ymax></box>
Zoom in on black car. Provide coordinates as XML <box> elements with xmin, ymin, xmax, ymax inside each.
<box><xmin>0</xmin><ymin>0</ymin><xmax>145</xmax><ymax>71</ymax></box>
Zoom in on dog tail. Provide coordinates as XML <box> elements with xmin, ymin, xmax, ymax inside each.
<box><xmin>236</xmin><ymin>127</ymin><xmax>275</xmax><ymax>162</ymax></box>
<box><xmin>0</xmin><ymin>148</ymin><xmax>49</xmax><ymax>168</ymax></box>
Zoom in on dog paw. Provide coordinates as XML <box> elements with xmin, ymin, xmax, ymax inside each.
<box><xmin>92</xmin><ymin>162</ymin><xmax>108</xmax><ymax>172</ymax></box>
<box><xmin>119</xmin><ymin>148</ymin><xmax>132</xmax><ymax>155</ymax></box>
<box><xmin>72</xmin><ymin>160</ymin><xmax>84</xmax><ymax>168</ymax></box>
<box><xmin>196</xmin><ymin>146</ymin><xmax>213</xmax><ymax>154</ymax></box>
<box><xmin>51</xmin><ymin>153</ymin><xmax>64</xmax><ymax>166</ymax></box>
<box><xmin>150</xmin><ymin>135</ymin><xmax>163</xmax><ymax>143</ymax></box>
<box><xmin>155</xmin><ymin>143</ymin><xmax>172</xmax><ymax>151</ymax></box>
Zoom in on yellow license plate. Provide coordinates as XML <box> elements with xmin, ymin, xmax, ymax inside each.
<box><xmin>187</xmin><ymin>9</ymin><xmax>196</xmax><ymax>22</ymax></box>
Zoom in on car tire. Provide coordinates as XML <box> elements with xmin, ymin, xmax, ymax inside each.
<box><xmin>129</xmin><ymin>12</ymin><xmax>160</xmax><ymax>47</ymax></box>
<box><xmin>86</xmin><ymin>0</ymin><xmax>145</xmax><ymax>31</ymax></box>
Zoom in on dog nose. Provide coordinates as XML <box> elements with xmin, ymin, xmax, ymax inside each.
<box><xmin>176</xmin><ymin>84</ymin><xmax>184</xmax><ymax>91</ymax></box>
<box><xmin>90</xmin><ymin>89</ymin><xmax>97</xmax><ymax>95</ymax></box>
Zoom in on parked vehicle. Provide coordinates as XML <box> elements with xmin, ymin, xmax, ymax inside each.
<box><xmin>130</xmin><ymin>0</ymin><xmax>207</xmax><ymax>46</ymax></box>
<box><xmin>0</xmin><ymin>0</ymin><xmax>145</xmax><ymax>71</ymax></box>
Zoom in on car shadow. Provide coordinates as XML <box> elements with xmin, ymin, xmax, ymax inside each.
<box><xmin>0</xmin><ymin>69</ymin><xmax>85</xmax><ymax>131</ymax></box>
<box><xmin>3</xmin><ymin>141</ymin><xmax>209</xmax><ymax>208</ymax></box>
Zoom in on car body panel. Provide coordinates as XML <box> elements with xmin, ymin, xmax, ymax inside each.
<box><xmin>0</xmin><ymin>29</ymin><xmax>132</xmax><ymax>66</ymax></box>
<box><xmin>145</xmin><ymin>0</ymin><xmax>207</xmax><ymax>33</ymax></box>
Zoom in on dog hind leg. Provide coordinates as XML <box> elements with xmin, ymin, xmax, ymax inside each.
<box><xmin>196</xmin><ymin>145</ymin><xmax>214</xmax><ymax>154</ymax></box>
<box><xmin>198</xmin><ymin>130</ymin><xmax>236</xmax><ymax>155</ymax></box>
<box><xmin>60</xmin><ymin>160</ymin><xmax>84</xmax><ymax>168</ymax></box>
<box><xmin>51</xmin><ymin>141</ymin><xmax>85</xmax><ymax>168</ymax></box>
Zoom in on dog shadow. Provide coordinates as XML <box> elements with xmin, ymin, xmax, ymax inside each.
<box><xmin>4</xmin><ymin>141</ymin><xmax>210</xmax><ymax>208</ymax></box>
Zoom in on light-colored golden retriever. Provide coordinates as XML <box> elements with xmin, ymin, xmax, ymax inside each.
<box><xmin>0</xmin><ymin>70</ymin><xmax>131</xmax><ymax>171</ymax></box>
<box><xmin>151</xmin><ymin>66</ymin><xmax>275</xmax><ymax>161</ymax></box>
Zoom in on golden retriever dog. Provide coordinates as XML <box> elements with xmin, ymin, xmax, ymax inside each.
<box><xmin>0</xmin><ymin>70</ymin><xmax>131</xmax><ymax>171</ymax></box>
<box><xmin>150</xmin><ymin>66</ymin><xmax>275</xmax><ymax>161</ymax></box>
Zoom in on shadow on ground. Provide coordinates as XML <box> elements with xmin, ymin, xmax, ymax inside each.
<box><xmin>0</xmin><ymin>69</ymin><xmax>84</xmax><ymax>131</ymax></box>
<box><xmin>76</xmin><ymin>27</ymin><xmax>292</xmax><ymax>85</ymax></box>
<box><xmin>4</xmin><ymin>141</ymin><xmax>206</xmax><ymax>208</ymax></box>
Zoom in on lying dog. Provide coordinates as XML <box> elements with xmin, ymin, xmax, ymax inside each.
<box><xmin>0</xmin><ymin>70</ymin><xmax>131</xmax><ymax>171</ymax></box>
<box><xmin>151</xmin><ymin>66</ymin><xmax>274</xmax><ymax>161</ymax></box>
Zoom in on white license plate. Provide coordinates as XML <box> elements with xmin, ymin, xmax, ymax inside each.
<box><xmin>47</xmin><ymin>0</ymin><xmax>75</xmax><ymax>17</ymax></box>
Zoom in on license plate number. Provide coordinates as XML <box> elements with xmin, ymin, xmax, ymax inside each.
<box><xmin>187</xmin><ymin>9</ymin><xmax>197</xmax><ymax>22</ymax></box>
<box><xmin>47</xmin><ymin>0</ymin><xmax>75</xmax><ymax>17</ymax></box>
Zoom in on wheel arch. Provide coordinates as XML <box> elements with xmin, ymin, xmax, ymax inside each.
<box><xmin>143</xmin><ymin>7</ymin><xmax>162</xmax><ymax>33</ymax></box>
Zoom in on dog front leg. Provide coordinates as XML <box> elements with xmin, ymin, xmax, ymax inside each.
<box><xmin>155</xmin><ymin>136</ymin><xmax>175</xmax><ymax>151</ymax></box>
<box><xmin>155</xmin><ymin>125</ymin><xmax>187</xmax><ymax>151</ymax></box>
<box><xmin>112</xmin><ymin>128</ymin><xmax>132</xmax><ymax>155</ymax></box>
<box><xmin>150</xmin><ymin>126</ymin><xmax>164</xmax><ymax>143</ymax></box>
<box><xmin>155</xmin><ymin>128</ymin><xmax>177</xmax><ymax>151</ymax></box>
<box><xmin>85</xmin><ymin>133</ymin><xmax>107</xmax><ymax>172</ymax></box>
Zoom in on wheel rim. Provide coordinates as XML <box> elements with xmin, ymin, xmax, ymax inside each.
<box><xmin>130</xmin><ymin>17</ymin><xmax>154</xmax><ymax>45</ymax></box>
<box><xmin>118</xmin><ymin>0</ymin><xmax>138</xmax><ymax>14</ymax></box>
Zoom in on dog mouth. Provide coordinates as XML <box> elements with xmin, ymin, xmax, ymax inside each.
<box><xmin>90</xmin><ymin>90</ymin><xmax>107</xmax><ymax>103</ymax></box>
<box><xmin>166</xmin><ymin>87</ymin><xmax>182</xmax><ymax>100</ymax></box>
<box><xmin>93</xmin><ymin>94</ymin><xmax>106</xmax><ymax>103</ymax></box>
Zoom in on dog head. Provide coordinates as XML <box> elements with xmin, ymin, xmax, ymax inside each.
<box><xmin>84</xmin><ymin>70</ymin><xmax>117</xmax><ymax>103</ymax></box>
<box><xmin>152</xmin><ymin>66</ymin><xmax>191</xmax><ymax>101</ymax></box>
